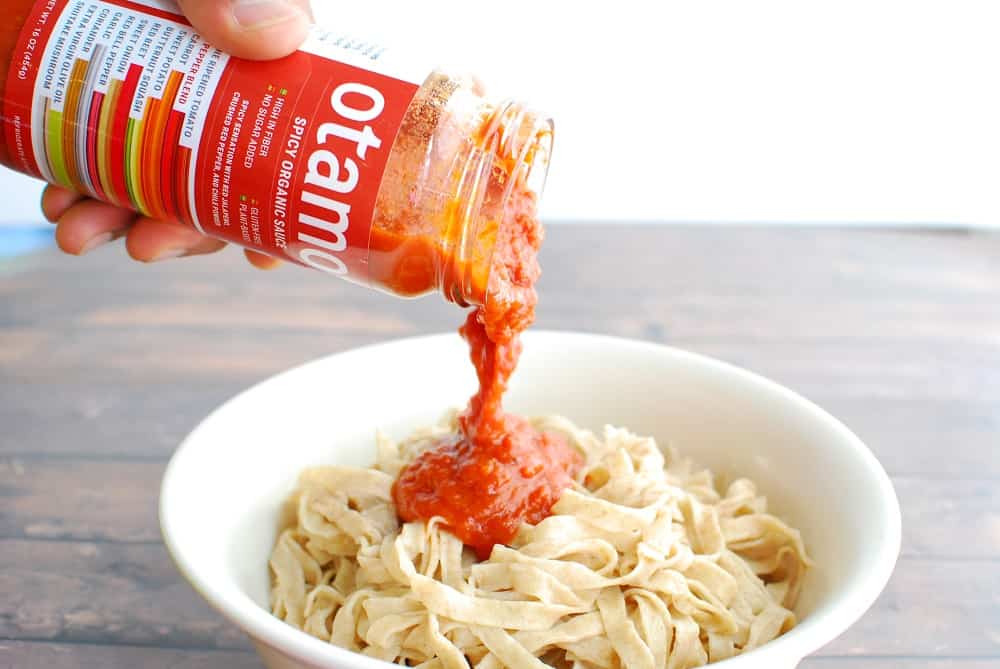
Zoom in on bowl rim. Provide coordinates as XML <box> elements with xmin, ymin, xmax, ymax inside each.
<box><xmin>160</xmin><ymin>330</ymin><xmax>901</xmax><ymax>668</ymax></box>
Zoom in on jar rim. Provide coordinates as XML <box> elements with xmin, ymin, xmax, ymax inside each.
<box><xmin>443</xmin><ymin>100</ymin><xmax>554</xmax><ymax>309</ymax></box>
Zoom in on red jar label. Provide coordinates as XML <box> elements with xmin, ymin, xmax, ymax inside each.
<box><xmin>3</xmin><ymin>0</ymin><xmax>421</xmax><ymax>281</ymax></box>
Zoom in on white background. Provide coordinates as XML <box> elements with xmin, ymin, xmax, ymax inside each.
<box><xmin>3</xmin><ymin>0</ymin><xmax>998</xmax><ymax>227</ymax></box>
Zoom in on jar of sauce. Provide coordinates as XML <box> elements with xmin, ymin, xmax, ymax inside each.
<box><xmin>2</xmin><ymin>1</ymin><xmax>574</xmax><ymax>556</ymax></box>
<box><xmin>0</xmin><ymin>0</ymin><xmax>553</xmax><ymax>311</ymax></box>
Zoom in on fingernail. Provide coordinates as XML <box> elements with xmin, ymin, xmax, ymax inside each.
<box><xmin>233</xmin><ymin>0</ymin><xmax>304</xmax><ymax>29</ymax></box>
<box><xmin>80</xmin><ymin>232</ymin><xmax>113</xmax><ymax>255</ymax></box>
<box><xmin>150</xmin><ymin>247</ymin><xmax>189</xmax><ymax>263</ymax></box>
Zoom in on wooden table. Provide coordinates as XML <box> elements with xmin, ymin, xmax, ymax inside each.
<box><xmin>1</xmin><ymin>225</ymin><xmax>998</xmax><ymax>669</ymax></box>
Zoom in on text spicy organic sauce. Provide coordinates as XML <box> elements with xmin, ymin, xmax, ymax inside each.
<box><xmin>0</xmin><ymin>0</ymin><xmax>575</xmax><ymax>559</ymax></box>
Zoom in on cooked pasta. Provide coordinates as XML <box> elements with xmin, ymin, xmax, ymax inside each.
<box><xmin>269</xmin><ymin>415</ymin><xmax>811</xmax><ymax>668</ymax></box>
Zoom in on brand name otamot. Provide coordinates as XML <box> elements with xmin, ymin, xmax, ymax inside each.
<box><xmin>295</xmin><ymin>83</ymin><xmax>385</xmax><ymax>275</ymax></box>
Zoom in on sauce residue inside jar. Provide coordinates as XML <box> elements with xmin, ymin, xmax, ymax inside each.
<box><xmin>392</xmin><ymin>182</ymin><xmax>580</xmax><ymax>560</ymax></box>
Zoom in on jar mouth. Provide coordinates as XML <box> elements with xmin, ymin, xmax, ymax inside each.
<box><xmin>442</xmin><ymin>101</ymin><xmax>554</xmax><ymax>308</ymax></box>
<box><xmin>490</xmin><ymin>100</ymin><xmax>554</xmax><ymax>208</ymax></box>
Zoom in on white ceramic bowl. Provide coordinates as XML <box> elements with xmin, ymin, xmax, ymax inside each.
<box><xmin>160</xmin><ymin>332</ymin><xmax>900</xmax><ymax>669</ymax></box>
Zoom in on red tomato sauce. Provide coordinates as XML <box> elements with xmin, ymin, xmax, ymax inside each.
<box><xmin>393</xmin><ymin>185</ymin><xmax>581</xmax><ymax>560</ymax></box>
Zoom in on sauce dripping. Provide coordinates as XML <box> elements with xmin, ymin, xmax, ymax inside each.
<box><xmin>392</xmin><ymin>186</ymin><xmax>580</xmax><ymax>559</ymax></box>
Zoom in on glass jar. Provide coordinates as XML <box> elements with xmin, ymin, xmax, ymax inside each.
<box><xmin>365</xmin><ymin>71</ymin><xmax>552</xmax><ymax>306</ymax></box>
<box><xmin>0</xmin><ymin>1</ymin><xmax>553</xmax><ymax>310</ymax></box>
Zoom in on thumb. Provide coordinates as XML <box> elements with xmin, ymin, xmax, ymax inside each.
<box><xmin>176</xmin><ymin>0</ymin><xmax>312</xmax><ymax>61</ymax></box>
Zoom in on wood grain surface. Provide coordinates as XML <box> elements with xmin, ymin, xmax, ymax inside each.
<box><xmin>1</xmin><ymin>225</ymin><xmax>998</xmax><ymax>668</ymax></box>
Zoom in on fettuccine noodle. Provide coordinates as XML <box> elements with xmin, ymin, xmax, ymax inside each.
<box><xmin>270</xmin><ymin>415</ymin><xmax>811</xmax><ymax>668</ymax></box>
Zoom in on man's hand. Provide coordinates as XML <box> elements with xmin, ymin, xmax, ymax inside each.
<box><xmin>43</xmin><ymin>0</ymin><xmax>312</xmax><ymax>268</ymax></box>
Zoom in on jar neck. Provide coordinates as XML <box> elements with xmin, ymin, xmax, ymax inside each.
<box><xmin>441</xmin><ymin>100</ymin><xmax>554</xmax><ymax>307</ymax></box>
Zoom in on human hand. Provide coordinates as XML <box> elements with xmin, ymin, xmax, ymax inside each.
<box><xmin>43</xmin><ymin>0</ymin><xmax>313</xmax><ymax>269</ymax></box>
